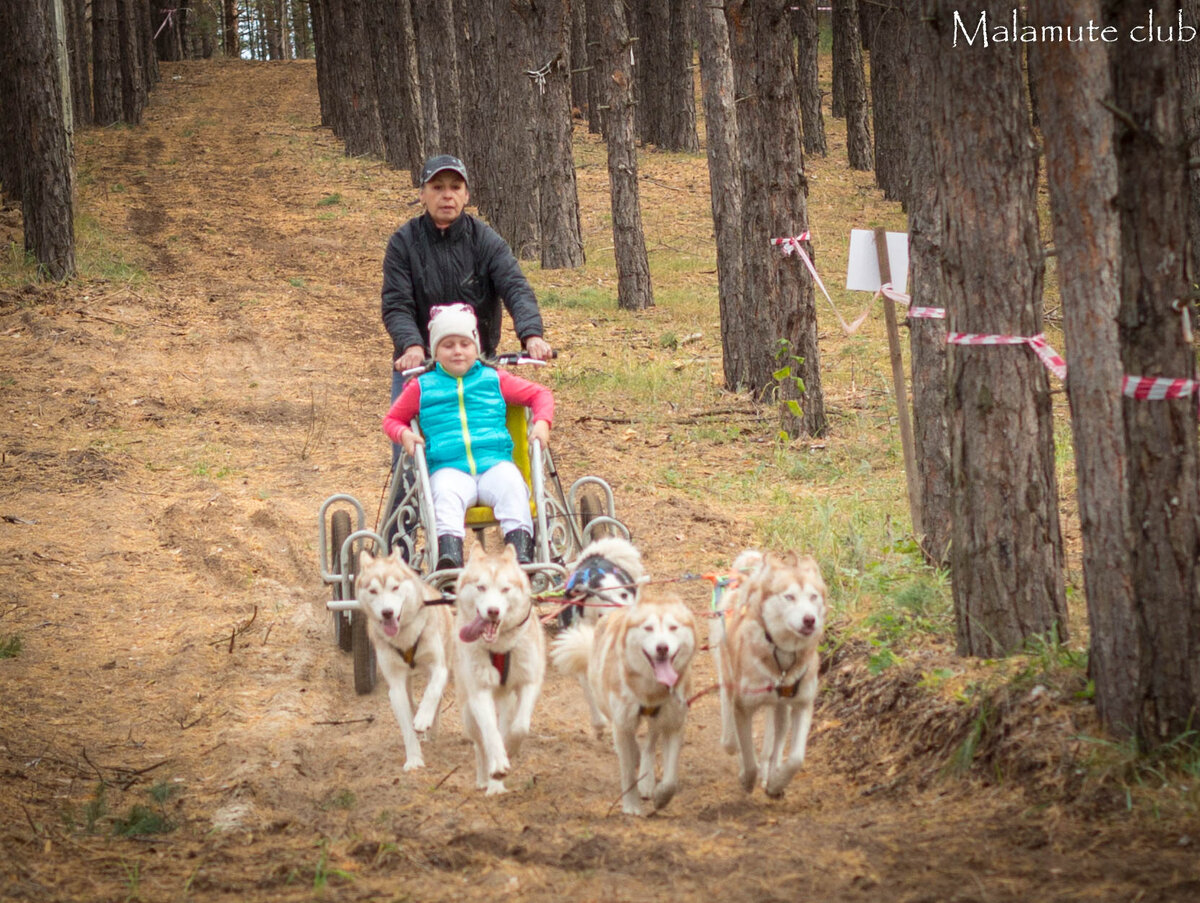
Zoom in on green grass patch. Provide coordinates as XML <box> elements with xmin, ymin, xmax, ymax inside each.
<box><xmin>0</xmin><ymin>635</ymin><xmax>21</xmax><ymax>658</ymax></box>
<box><xmin>317</xmin><ymin>193</ymin><xmax>343</xmax><ymax>207</ymax></box>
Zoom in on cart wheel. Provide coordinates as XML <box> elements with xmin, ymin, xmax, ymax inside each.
<box><xmin>330</xmin><ymin>510</ymin><xmax>353</xmax><ymax>652</ymax></box>
<box><xmin>352</xmin><ymin>609</ymin><xmax>376</xmax><ymax>695</ymax></box>
<box><xmin>579</xmin><ymin>492</ymin><xmax>610</xmax><ymax>541</ymax></box>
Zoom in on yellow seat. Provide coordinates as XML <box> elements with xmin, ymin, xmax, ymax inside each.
<box><xmin>463</xmin><ymin>404</ymin><xmax>537</xmax><ymax>527</ymax></box>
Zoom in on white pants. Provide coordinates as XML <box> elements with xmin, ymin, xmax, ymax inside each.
<box><xmin>430</xmin><ymin>462</ymin><xmax>533</xmax><ymax>539</ymax></box>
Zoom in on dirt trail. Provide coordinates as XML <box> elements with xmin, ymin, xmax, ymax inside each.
<box><xmin>1</xmin><ymin>60</ymin><xmax>1197</xmax><ymax>902</ymax></box>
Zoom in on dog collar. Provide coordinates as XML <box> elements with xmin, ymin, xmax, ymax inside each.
<box><xmin>762</xmin><ymin>628</ymin><xmax>799</xmax><ymax>677</ymax></box>
<box><xmin>638</xmin><ymin>704</ymin><xmax>661</xmax><ymax>718</ymax></box>
<box><xmin>392</xmin><ymin>635</ymin><xmax>421</xmax><ymax>668</ymax></box>
<box><xmin>775</xmin><ymin>672</ymin><xmax>805</xmax><ymax>698</ymax></box>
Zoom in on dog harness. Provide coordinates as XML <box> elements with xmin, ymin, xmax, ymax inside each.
<box><xmin>565</xmin><ymin>554</ymin><xmax>636</xmax><ymax>602</ymax></box>
<box><xmin>486</xmin><ymin>605</ymin><xmax>533</xmax><ymax>686</ymax></box>
<box><xmin>763</xmin><ymin>628</ymin><xmax>809</xmax><ymax>697</ymax></box>
<box><xmin>391</xmin><ymin>635</ymin><xmax>421</xmax><ymax>668</ymax></box>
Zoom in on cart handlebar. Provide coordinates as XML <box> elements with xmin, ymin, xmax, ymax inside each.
<box><xmin>401</xmin><ymin>350</ymin><xmax>557</xmax><ymax>379</ymax></box>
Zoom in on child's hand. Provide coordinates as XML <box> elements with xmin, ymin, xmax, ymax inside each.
<box><xmin>529</xmin><ymin>420</ymin><xmax>550</xmax><ymax>448</ymax></box>
<box><xmin>401</xmin><ymin>428</ymin><xmax>424</xmax><ymax>458</ymax></box>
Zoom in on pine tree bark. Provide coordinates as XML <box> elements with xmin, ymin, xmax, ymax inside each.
<box><xmin>411</xmin><ymin>1</ymin><xmax>444</xmax><ymax>157</ymax></box>
<box><xmin>584</xmin><ymin>0</ymin><xmax>603</xmax><ymax>134</ymax></box>
<box><xmin>64</xmin><ymin>0</ymin><xmax>92</xmax><ymax>125</ymax></box>
<box><xmin>223</xmin><ymin>0</ymin><xmax>238</xmax><ymax>57</ymax></box>
<box><xmin>514</xmin><ymin>0</ymin><xmax>584</xmax><ymax>269</ymax></box>
<box><xmin>597</xmin><ymin>0</ymin><xmax>653</xmax><ymax>310</ymax></box>
<box><xmin>569</xmin><ymin>0</ymin><xmax>588</xmax><ymax>120</ymax></box>
<box><xmin>727</xmin><ymin>0</ymin><xmax>825</xmax><ymax>436</ymax></box>
<box><xmin>792</xmin><ymin>0</ymin><xmax>826</xmax><ymax>157</ymax></box>
<box><xmin>902</xmin><ymin>0</ymin><xmax>951</xmax><ymax>566</ymax></box>
<box><xmin>927</xmin><ymin>0</ymin><xmax>1066</xmax><ymax>656</ymax></box>
<box><xmin>489</xmin><ymin>0</ymin><xmax>540</xmax><ymax>260</ymax></box>
<box><xmin>830</xmin><ymin>0</ymin><xmax>847</xmax><ymax>118</ymax></box>
<box><xmin>1107</xmin><ymin>0</ymin><xmax>1200</xmax><ymax>744</ymax></box>
<box><xmin>0</xmin><ymin>0</ymin><xmax>76</xmax><ymax>279</ymax></box>
<box><xmin>870</xmin><ymin>0</ymin><xmax>905</xmax><ymax>200</ymax></box>
<box><xmin>633</xmin><ymin>0</ymin><xmax>698</xmax><ymax>151</ymax></box>
<box><xmin>695</xmin><ymin>0</ymin><xmax>746</xmax><ymax>391</ymax></box>
<box><xmin>1029</xmin><ymin>0</ymin><xmax>1138</xmax><ymax>738</ymax></box>
<box><xmin>834</xmin><ymin>0</ymin><xmax>871</xmax><ymax>170</ymax></box>
<box><xmin>118</xmin><ymin>0</ymin><xmax>147</xmax><ymax>124</ymax></box>
<box><xmin>366</xmin><ymin>0</ymin><xmax>423</xmax><ymax>185</ymax></box>
<box><xmin>92</xmin><ymin>0</ymin><xmax>123</xmax><ymax>125</ymax></box>
<box><xmin>292</xmin><ymin>0</ymin><xmax>313</xmax><ymax>58</ymax></box>
<box><xmin>1183</xmin><ymin>0</ymin><xmax>1200</xmax><ymax>291</ymax></box>
<box><xmin>455</xmin><ymin>0</ymin><xmax>501</xmax><ymax>220</ymax></box>
<box><xmin>339</xmin><ymin>0</ymin><xmax>383</xmax><ymax>157</ymax></box>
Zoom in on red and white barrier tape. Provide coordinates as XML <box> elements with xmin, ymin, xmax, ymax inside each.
<box><xmin>771</xmin><ymin>234</ymin><xmax>871</xmax><ymax>335</ymax></box>
<box><xmin>946</xmin><ymin>331</ymin><xmax>1068</xmax><ymax>380</ymax></box>
<box><xmin>1121</xmin><ymin>376</ymin><xmax>1197</xmax><ymax>401</ymax></box>
<box><xmin>879</xmin><ymin>282</ymin><xmax>945</xmax><ymax>320</ymax></box>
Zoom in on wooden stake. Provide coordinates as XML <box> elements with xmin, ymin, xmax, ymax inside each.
<box><xmin>874</xmin><ymin>227</ymin><xmax>924</xmax><ymax>538</ymax></box>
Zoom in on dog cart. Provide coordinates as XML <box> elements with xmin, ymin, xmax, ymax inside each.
<box><xmin>317</xmin><ymin>353</ymin><xmax>629</xmax><ymax>694</ymax></box>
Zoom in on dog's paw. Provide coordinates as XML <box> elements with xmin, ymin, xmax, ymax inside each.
<box><xmin>652</xmin><ymin>782</ymin><xmax>677</xmax><ymax>811</ymax></box>
<box><xmin>738</xmin><ymin>765</ymin><xmax>758</xmax><ymax>793</ymax></box>
<box><xmin>402</xmin><ymin>757</ymin><xmax>425</xmax><ymax>772</ymax></box>
<box><xmin>485</xmin><ymin>779</ymin><xmax>508</xmax><ymax>796</ymax></box>
<box><xmin>413</xmin><ymin>713</ymin><xmax>434</xmax><ymax>734</ymax></box>
<box><xmin>765</xmin><ymin>764</ymin><xmax>798</xmax><ymax>798</ymax></box>
<box><xmin>489</xmin><ymin>755</ymin><xmax>511</xmax><ymax>780</ymax></box>
<box><xmin>505</xmin><ymin>728</ymin><xmax>527</xmax><ymax>759</ymax></box>
<box><xmin>621</xmin><ymin>800</ymin><xmax>644</xmax><ymax>816</ymax></box>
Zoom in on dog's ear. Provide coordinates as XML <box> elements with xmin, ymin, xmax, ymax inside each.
<box><xmin>387</xmin><ymin>546</ymin><xmax>406</xmax><ymax>564</ymax></box>
<box><xmin>419</xmin><ymin>579</ymin><xmax>443</xmax><ymax>603</ymax></box>
<box><xmin>358</xmin><ymin>548</ymin><xmax>375</xmax><ymax>571</ymax></box>
<box><xmin>502</xmin><ymin>543</ymin><xmax>518</xmax><ymax>564</ymax></box>
<box><xmin>466</xmin><ymin>542</ymin><xmax>484</xmax><ymax>565</ymax></box>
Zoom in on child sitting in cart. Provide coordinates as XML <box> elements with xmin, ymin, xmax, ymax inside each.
<box><xmin>382</xmin><ymin>303</ymin><xmax>554</xmax><ymax>572</ymax></box>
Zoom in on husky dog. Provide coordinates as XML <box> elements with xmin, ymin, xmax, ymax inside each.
<box><xmin>356</xmin><ymin>548</ymin><xmax>453</xmax><ymax>771</ymax></box>
<box><xmin>559</xmin><ymin>535</ymin><xmax>646</xmax><ymax>628</ymax></box>
<box><xmin>551</xmin><ymin>595</ymin><xmax>697</xmax><ymax>815</ymax></box>
<box><xmin>454</xmin><ymin>543</ymin><xmax>546</xmax><ymax>795</ymax></box>
<box><xmin>711</xmin><ymin>550</ymin><xmax>827</xmax><ymax>797</ymax></box>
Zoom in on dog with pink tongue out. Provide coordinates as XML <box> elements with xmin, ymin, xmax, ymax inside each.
<box><xmin>453</xmin><ymin>543</ymin><xmax>545</xmax><ymax>795</ymax></box>
<box><xmin>551</xmin><ymin>595</ymin><xmax>698</xmax><ymax>815</ymax></box>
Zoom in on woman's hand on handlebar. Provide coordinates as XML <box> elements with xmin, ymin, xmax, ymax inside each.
<box><xmin>395</xmin><ymin>345</ymin><xmax>426</xmax><ymax>372</ymax></box>
<box><xmin>523</xmin><ymin>336</ymin><xmax>553</xmax><ymax>361</ymax></box>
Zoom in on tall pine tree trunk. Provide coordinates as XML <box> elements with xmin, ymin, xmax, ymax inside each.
<box><xmin>0</xmin><ymin>0</ymin><xmax>76</xmax><ymax>279</ymax></box>
<box><xmin>64</xmin><ymin>0</ymin><xmax>91</xmax><ymax>125</ymax></box>
<box><xmin>1031</xmin><ymin>0</ymin><xmax>1139</xmax><ymax>738</ymax></box>
<box><xmin>927</xmin><ymin>0</ymin><xmax>1066</xmax><ymax>656</ymax></box>
<box><xmin>727</xmin><ymin>0</ymin><xmax>825</xmax><ymax>436</ymax></box>
<box><xmin>92</xmin><ymin>0</ymin><xmax>123</xmax><ymax>125</ymax></box>
<box><xmin>902</xmin><ymin>0</ymin><xmax>952</xmax><ymax>566</ymax></box>
<box><xmin>490</xmin><ymin>0</ymin><xmax>540</xmax><ymax>260</ymax></box>
<box><xmin>792</xmin><ymin>0</ymin><xmax>826</xmax><ymax>157</ymax></box>
<box><xmin>834</xmin><ymin>0</ymin><xmax>871</xmax><ymax>171</ymax></box>
<box><xmin>515</xmin><ymin>0</ymin><xmax>584</xmax><ymax>269</ymax></box>
<box><xmin>695</xmin><ymin>0</ymin><xmax>746</xmax><ymax>391</ymax></box>
<box><xmin>598</xmin><ymin>0</ymin><xmax>653</xmax><ymax>310</ymax></box>
<box><xmin>367</xmin><ymin>0</ymin><xmax>423</xmax><ymax>186</ymax></box>
<box><xmin>223</xmin><ymin>0</ymin><xmax>238</xmax><ymax>57</ymax></box>
<box><xmin>870</xmin><ymin>0</ymin><xmax>905</xmax><ymax>199</ymax></box>
<box><xmin>1108</xmin><ymin>0</ymin><xmax>1200</xmax><ymax>744</ymax></box>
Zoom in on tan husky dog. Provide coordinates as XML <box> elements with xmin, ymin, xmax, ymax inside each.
<box><xmin>711</xmin><ymin>550</ymin><xmax>827</xmax><ymax>797</ymax></box>
<box><xmin>551</xmin><ymin>595</ymin><xmax>698</xmax><ymax>815</ymax></box>
<box><xmin>356</xmin><ymin>548</ymin><xmax>453</xmax><ymax>771</ymax></box>
<box><xmin>454</xmin><ymin>543</ymin><xmax>546</xmax><ymax>795</ymax></box>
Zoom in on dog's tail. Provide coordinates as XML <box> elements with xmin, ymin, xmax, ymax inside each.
<box><xmin>549</xmin><ymin>624</ymin><xmax>595</xmax><ymax>678</ymax></box>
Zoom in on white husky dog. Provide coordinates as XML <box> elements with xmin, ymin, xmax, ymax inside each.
<box><xmin>454</xmin><ymin>543</ymin><xmax>545</xmax><ymax>795</ymax></box>
<box><xmin>356</xmin><ymin>548</ymin><xmax>453</xmax><ymax>771</ymax></box>
<box><xmin>558</xmin><ymin>536</ymin><xmax>647</xmax><ymax>735</ymax></box>
<box><xmin>551</xmin><ymin>595</ymin><xmax>697</xmax><ymax>815</ymax></box>
<box><xmin>711</xmin><ymin>550</ymin><xmax>827</xmax><ymax>797</ymax></box>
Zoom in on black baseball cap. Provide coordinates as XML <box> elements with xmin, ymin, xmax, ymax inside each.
<box><xmin>420</xmin><ymin>154</ymin><xmax>469</xmax><ymax>186</ymax></box>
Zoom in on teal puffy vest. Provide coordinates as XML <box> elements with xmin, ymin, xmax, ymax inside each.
<box><xmin>417</xmin><ymin>361</ymin><xmax>513</xmax><ymax>476</ymax></box>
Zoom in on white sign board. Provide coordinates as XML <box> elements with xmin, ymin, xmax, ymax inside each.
<box><xmin>845</xmin><ymin>230</ymin><xmax>909</xmax><ymax>295</ymax></box>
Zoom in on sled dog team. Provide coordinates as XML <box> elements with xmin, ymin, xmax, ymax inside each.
<box><xmin>354</xmin><ymin>535</ymin><xmax>827</xmax><ymax>815</ymax></box>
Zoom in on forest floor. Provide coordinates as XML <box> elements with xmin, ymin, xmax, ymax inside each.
<box><xmin>1</xmin><ymin>59</ymin><xmax>1198</xmax><ymax>902</ymax></box>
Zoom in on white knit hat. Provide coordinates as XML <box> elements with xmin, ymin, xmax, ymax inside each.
<box><xmin>428</xmin><ymin>303</ymin><xmax>480</xmax><ymax>354</ymax></box>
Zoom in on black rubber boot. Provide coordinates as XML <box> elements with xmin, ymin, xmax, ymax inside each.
<box><xmin>504</xmin><ymin>529</ymin><xmax>534</xmax><ymax>564</ymax></box>
<box><xmin>435</xmin><ymin>535</ymin><xmax>463</xmax><ymax>571</ymax></box>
